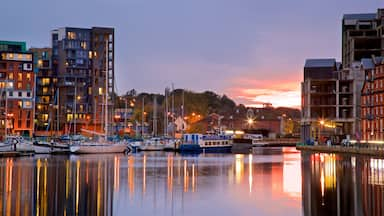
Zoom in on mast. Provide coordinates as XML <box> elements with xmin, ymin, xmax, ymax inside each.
<box><xmin>4</xmin><ymin>79</ymin><xmax>7</xmax><ymax>139</ymax></box>
<box><xmin>141</xmin><ymin>97</ymin><xmax>145</xmax><ymax>138</ymax></box>
<box><xmin>105</xmin><ymin>39</ymin><xmax>109</xmax><ymax>138</ymax></box>
<box><xmin>181</xmin><ymin>89</ymin><xmax>184</xmax><ymax>136</ymax></box>
<box><xmin>57</xmin><ymin>87</ymin><xmax>60</xmax><ymax>135</ymax></box>
<box><xmin>171</xmin><ymin>83</ymin><xmax>175</xmax><ymax>138</ymax></box>
<box><xmin>164</xmin><ymin>87</ymin><xmax>169</xmax><ymax>137</ymax></box>
<box><xmin>74</xmin><ymin>76</ymin><xmax>77</xmax><ymax>135</ymax></box>
<box><xmin>153</xmin><ymin>95</ymin><xmax>157</xmax><ymax>137</ymax></box>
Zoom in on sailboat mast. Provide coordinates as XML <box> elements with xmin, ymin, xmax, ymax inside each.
<box><xmin>4</xmin><ymin>79</ymin><xmax>7</xmax><ymax>139</ymax></box>
<box><xmin>141</xmin><ymin>97</ymin><xmax>144</xmax><ymax>137</ymax></box>
<box><xmin>74</xmin><ymin>76</ymin><xmax>77</xmax><ymax>135</ymax></box>
<box><xmin>153</xmin><ymin>95</ymin><xmax>157</xmax><ymax>137</ymax></box>
<box><xmin>171</xmin><ymin>84</ymin><xmax>174</xmax><ymax>138</ymax></box>
<box><xmin>181</xmin><ymin>89</ymin><xmax>184</xmax><ymax>135</ymax></box>
<box><xmin>105</xmin><ymin>40</ymin><xmax>109</xmax><ymax>138</ymax></box>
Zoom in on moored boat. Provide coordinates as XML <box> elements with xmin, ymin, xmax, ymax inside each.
<box><xmin>69</xmin><ymin>142</ymin><xmax>128</xmax><ymax>154</ymax></box>
<box><xmin>179</xmin><ymin>133</ymin><xmax>232</xmax><ymax>153</ymax></box>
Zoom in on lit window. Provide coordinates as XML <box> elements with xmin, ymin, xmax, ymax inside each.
<box><xmin>18</xmin><ymin>101</ymin><xmax>22</xmax><ymax>107</ymax></box>
<box><xmin>24</xmin><ymin>101</ymin><xmax>31</xmax><ymax>107</ymax></box>
<box><xmin>18</xmin><ymin>54</ymin><xmax>23</xmax><ymax>60</ymax></box>
<box><xmin>18</xmin><ymin>73</ymin><xmax>22</xmax><ymax>81</ymax></box>
<box><xmin>42</xmin><ymin>78</ymin><xmax>50</xmax><ymax>85</ymax></box>
<box><xmin>38</xmin><ymin>60</ymin><xmax>43</xmax><ymax>67</ymax></box>
<box><xmin>42</xmin><ymin>114</ymin><xmax>48</xmax><ymax>121</ymax></box>
<box><xmin>81</xmin><ymin>41</ymin><xmax>87</xmax><ymax>49</ymax></box>
<box><xmin>67</xmin><ymin>32</ymin><xmax>76</xmax><ymax>40</ymax></box>
<box><xmin>17</xmin><ymin>82</ymin><xmax>22</xmax><ymax>89</ymax></box>
<box><xmin>88</xmin><ymin>51</ymin><xmax>93</xmax><ymax>59</ymax></box>
<box><xmin>26</xmin><ymin>73</ymin><xmax>31</xmax><ymax>81</ymax></box>
<box><xmin>42</xmin><ymin>87</ymin><xmax>48</xmax><ymax>94</ymax></box>
<box><xmin>67</xmin><ymin>114</ymin><xmax>73</xmax><ymax>122</ymax></box>
<box><xmin>99</xmin><ymin>87</ymin><xmax>103</xmax><ymax>95</ymax></box>
<box><xmin>8</xmin><ymin>73</ymin><xmax>13</xmax><ymax>80</ymax></box>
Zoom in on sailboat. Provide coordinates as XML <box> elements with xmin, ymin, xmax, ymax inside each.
<box><xmin>139</xmin><ymin>95</ymin><xmax>165</xmax><ymax>151</ymax></box>
<box><xmin>70</xmin><ymin>40</ymin><xmax>128</xmax><ymax>154</ymax></box>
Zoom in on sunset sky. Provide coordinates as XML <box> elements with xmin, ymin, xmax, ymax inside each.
<box><xmin>1</xmin><ymin>0</ymin><xmax>383</xmax><ymax>108</ymax></box>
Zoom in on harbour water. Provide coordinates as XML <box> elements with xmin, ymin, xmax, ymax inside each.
<box><xmin>0</xmin><ymin>147</ymin><xmax>383</xmax><ymax>215</ymax></box>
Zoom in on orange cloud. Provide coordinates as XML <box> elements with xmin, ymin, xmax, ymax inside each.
<box><xmin>226</xmin><ymin>76</ymin><xmax>301</xmax><ymax>108</ymax></box>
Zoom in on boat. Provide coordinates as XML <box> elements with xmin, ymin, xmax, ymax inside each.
<box><xmin>139</xmin><ymin>137</ymin><xmax>166</xmax><ymax>151</ymax></box>
<box><xmin>0</xmin><ymin>136</ymin><xmax>35</xmax><ymax>153</ymax></box>
<box><xmin>162</xmin><ymin>138</ymin><xmax>180</xmax><ymax>151</ymax></box>
<box><xmin>32</xmin><ymin>139</ymin><xmax>70</xmax><ymax>154</ymax></box>
<box><xmin>179</xmin><ymin>133</ymin><xmax>233</xmax><ymax>153</ymax></box>
<box><xmin>70</xmin><ymin>141</ymin><xmax>129</xmax><ymax>154</ymax></box>
<box><xmin>244</xmin><ymin>134</ymin><xmax>269</xmax><ymax>147</ymax></box>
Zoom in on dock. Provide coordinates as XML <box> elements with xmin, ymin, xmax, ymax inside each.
<box><xmin>0</xmin><ymin>151</ymin><xmax>34</xmax><ymax>157</ymax></box>
<box><xmin>296</xmin><ymin>144</ymin><xmax>384</xmax><ymax>157</ymax></box>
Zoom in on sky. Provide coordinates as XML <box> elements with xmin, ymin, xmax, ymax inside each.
<box><xmin>1</xmin><ymin>0</ymin><xmax>383</xmax><ymax>108</ymax></box>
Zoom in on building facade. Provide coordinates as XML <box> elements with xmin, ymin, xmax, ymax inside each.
<box><xmin>342</xmin><ymin>9</ymin><xmax>384</xmax><ymax>68</ymax></box>
<box><xmin>301</xmin><ymin>59</ymin><xmax>364</xmax><ymax>143</ymax></box>
<box><xmin>51</xmin><ymin>27</ymin><xmax>114</xmax><ymax>135</ymax></box>
<box><xmin>361</xmin><ymin>56</ymin><xmax>384</xmax><ymax>141</ymax></box>
<box><xmin>30</xmin><ymin>48</ymin><xmax>57</xmax><ymax>135</ymax></box>
<box><xmin>0</xmin><ymin>41</ymin><xmax>34</xmax><ymax>138</ymax></box>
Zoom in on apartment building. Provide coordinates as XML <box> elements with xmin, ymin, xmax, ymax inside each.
<box><xmin>0</xmin><ymin>41</ymin><xmax>34</xmax><ymax>138</ymax></box>
<box><xmin>51</xmin><ymin>27</ymin><xmax>114</xmax><ymax>134</ymax></box>
<box><xmin>361</xmin><ymin>56</ymin><xmax>384</xmax><ymax>141</ymax></box>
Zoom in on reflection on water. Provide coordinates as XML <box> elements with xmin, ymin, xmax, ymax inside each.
<box><xmin>0</xmin><ymin>147</ymin><xmax>302</xmax><ymax>216</ymax></box>
<box><xmin>302</xmin><ymin>152</ymin><xmax>384</xmax><ymax>216</ymax></box>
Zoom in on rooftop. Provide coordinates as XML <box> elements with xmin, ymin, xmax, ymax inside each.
<box><xmin>343</xmin><ymin>13</ymin><xmax>376</xmax><ymax>20</ymax></box>
<box><xmin>304</xmin><ymin>59</ymin><xmax>336</xmax><ymax>68</ymax></box>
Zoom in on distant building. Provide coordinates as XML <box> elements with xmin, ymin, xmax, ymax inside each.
<box><xmin>361</xmin><ymin>56</ymin><xmax>384</xmax><ymax>141</ymax></box>
<box><xmin>342</xmin><ymin>9</ymin><xmax>384</xmax><ymax>68</ymax></box>
<box><xmin>301</xmin><ymin>59</ymin><xmax>364</xmax><ymax>143</ymax></box>
<box><xmin>51</xmin><ymin>27</ymin><xmax>114</xmax><ymax>134</ymax></box>
<box><xmin>0</xmin><ymin>41</ymin><xmax>34</xmax><ymax>138</ymax></box>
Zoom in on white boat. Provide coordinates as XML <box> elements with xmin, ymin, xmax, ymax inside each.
<box><xmin>0</xmin><ymin>136</ymin><xmax>34</xmax><ymax>152</ymax></box>
<box><xmin>139</xmin><ymin>137</ymin><xmax>166</xmax><ymax>151</ymax></box>
<box><xmin>32</xmin><ymin>140</ymin><xmax>70</xmax><ymax>154</ymax></box>
<box><xmin>163</xmin><ymin>138</ymin><xmax>180</xmax><ymax>151</ymax></box>
<box><xmin>244</xmin><ymin>134</ymin><xmax>269</xmax><ymax>147</ymax></box>
<box><xmin>70</xmin><ymin>139</ymin><xmax>129</xmax><ymax>154</ymax></box>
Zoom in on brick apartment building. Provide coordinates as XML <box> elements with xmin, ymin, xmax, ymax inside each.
<box><xmin>0</xmin><ymin>41</ymin><xmax>34</xmax><ymax>138</ymax></box>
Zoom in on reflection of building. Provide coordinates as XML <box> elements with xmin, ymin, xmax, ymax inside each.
<box><xmin>302</xmin><ymin>152</ymin><xmax>384</xmax><ymax>215</ymax></box>
<box><xmin>0</xmin><ymin>156</ymin><xmax>115</xmax><ymax>215</ymax></box>
<box><xmin>0</xmin><ymin>41</ymin><xmax>34</xmax><ymax>137</ymax></box>
<box><xmin>301</xmin><ymin>59</ymin><xmax>364</xmax><ymax>143</ymax></box>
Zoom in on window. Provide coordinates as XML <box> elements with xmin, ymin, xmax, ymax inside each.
<box><xmin>18</xmin><ymin>92</ymin><xmax>22</xmax><ymax>97</ymax></box>
<box><xmin>17</xmin><ymin>82</ymin><xmax>22</xmax><ymax>89</ymax></box>
<box><xmin>9</xmin><ymin>91</ymin><xmax>13</xmax><ymax>97</ymax></box>
<box><xmin>8</xmin><ymin>73</ymin><xmax>13</xmax><ymax>80</ymax></box>
<box><xmin>18</xmin><ymin>73</ymin><xmax>22</xmax><ymax>81</ymax></box>
<box><xmin>42</xmin><ymin>87</ymin><xmax>48</xmax><ymax>94</ymax></box>
<box><xmin>27</xmin><ymin>92</ymin><xmax>31</xmax><ymax>97</ymax></box>
<box><xmin>18</xmin><ymin>100</ymin><xmax>22</xmax><ymax>108</ymax></box>
<box><xmin>98</xmin><ymin>87</ymin><xmax>103</xmax><ymax>95</ymax></box>
<box><xmin>26</xmin><ymin>73</ymin><xmax>31</xmax><ymax>81</ymax></box>
<box><xmin>67</xmin><ymin>31</ymin><xmax>76</xmax><ymax>40</ymax></box>
<box><xmin>42</xmin><ymin>78</ymin><xmax>50</xmax><ymax>85</ymax></box>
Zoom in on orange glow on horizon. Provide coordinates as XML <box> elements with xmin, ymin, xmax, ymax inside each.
<box><xmin>227</xmin><ymin>77</ymin><xmax>301</xmax><ymax>108</ymax></box>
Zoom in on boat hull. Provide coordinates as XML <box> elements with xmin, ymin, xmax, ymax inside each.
<box><xmin>70</xmin><ymin>144</ymin><xmax>128</xmax><ymax>154</ymax></box>
<box><xmin>180</xmin><ymin>144</ymin><xmax>232</xmax><ymax>153</ymax></box>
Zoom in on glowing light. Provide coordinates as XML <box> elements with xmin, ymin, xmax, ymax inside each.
<box><xmin>247</xmin><ymin>118</ymin><xmax>254</xmax><ymax>125</ymax></box>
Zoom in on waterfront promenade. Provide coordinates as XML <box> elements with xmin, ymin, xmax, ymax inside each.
<box><xmin>297</xmin><ymin>143</ymin><xmax>384</xmax><ymax>157</ymax></box>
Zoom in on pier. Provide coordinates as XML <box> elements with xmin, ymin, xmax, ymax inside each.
<box><xmin>296</xmin><ymin>144</ymin><xmax>384</xmax><ymax>157</ymax></box>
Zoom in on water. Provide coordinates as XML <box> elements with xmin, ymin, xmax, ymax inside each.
<box><xmin>0</xmin><ymin>148</ymin><xmax>382</xmax><ymax>215</ymax></box>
